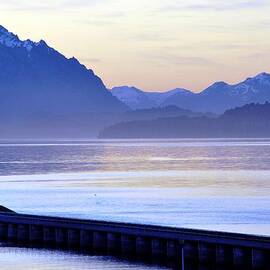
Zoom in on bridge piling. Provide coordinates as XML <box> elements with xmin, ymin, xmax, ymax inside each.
<box><xmin>93</xmin><ymin>231</ymin><xmax>107</xmax><ymax>252</ymax></box>
<box><xmin>136</xmin><ymin>236</ymin><xmax>151</xmax><ymax>258</ymax></box>
<box><xmin>17</xmin><ymin>224</ymin><xmax>29</xmax><ymax>243</ymax></box>
<box><xmin>121</xmin><ymin>234</ymin><xmax>136</xmax><ymax>256</ymax></box>
<box><xmin>68</xmin><ymin>229</ymin><xmax>80</xmax><ymax>248</ymax></box>
<box><xmin>8</xmin><ymin>224</ymin><xmax>17</xmax><ymax>242</ymax></box>
<box><xmin>43</xmin><ymin>226</ymin><xmax>55</xmax><ymax>246</ymax></box>
<box><xmin>151</xmin><ymin>238</ymin><xmax>166</xmax><ymax>258</ymax></box>
<box><xmin>80</xmin><ymin>230</ymin><xmax>92</xmax><ymax>251</ymax></box>
<box><xmin>107</xmin><ymin>232</ymin><xmax>121</xmax><ymax>254</ymax></box>
<box><xmin>233</xmin><ymin>246</ymin><xmax>251</xmax><ymax>267</ymax></box>
<box><xmin>252</xmin><ymin>248</ymin><xmax>268</xmax><ymax>269</ymax></box>
<box><xmin>55</xmin><ymin>227</ymin><xmax>67</xmax><ymax>247</ymax></box>
<box><xmin>216</xmin><ymin>244</ymin><xmax>232</xmax><ymax>266</ymax></box>
<box><xmin>29</xmin><ymin>224</ymin><xmax>43</xmax><ymax>244</ymax></box>
<box><xmin>198</xmin><ymin>241</ymin><xmax>216</xmax><ymax>264</ymax></box>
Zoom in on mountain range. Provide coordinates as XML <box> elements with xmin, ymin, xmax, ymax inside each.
<box><xmin>110</xmin><ymin>86</ymin><xmax>190</xmax><ymax>110</ymax></box>
<box><xmin>111</xmin><ymin>73</ymin><xmax>270</xmax><ymax>113</ymax></box>
<box><xmin>1</xmin><ymin>24</ymin><xmax>270</xmax><ymax>138</ymax></box>
<box><xmin>0</xmin><ymin>24</ymin><xmax>210</xmax><ymax>138</ymax></box>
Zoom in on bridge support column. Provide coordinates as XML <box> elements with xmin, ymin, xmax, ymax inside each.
<box><xmin>167</xmin><ymin>239</ymin><xmax>177</xmax><ymax>259</ymax></box>
<box><xmin>80</xmin><ymin>230</ymin><xmax>92</xmax><ymax>251</ymax></box>
<box><xmin>17</xmin><ymin>224</ymin><xmax>29</xmax><ymax>243</ymax></box>
<box><xmin>93</xmin><ymin>231</ymin><xmax>107</xmax><ymax>252</ymax></box>
<box><xmin>233</xmin><ymin>247</ymin><xmax>250</xmax><ymax>267</ymax></box>
<box><xmin>198</xmin><ymin>242</ymin><xmax>215</xmax><ymax>264</ymax></box>
<box><xmin>8</xmin><ymin>224</ymin><xmax>17</xmax><ymax>242</ymax></box>
<box><xmin>55</xmin><ymin>228</ymin><xmax>67</xmax><ymax>247</ymax></box>
<box><xmin>151</xmin><ymin>238</ymin><xmax>166</xmax><ymax>258</ymax></box>
<box><xmin>121</xmin><ymin>234</ymin><xmax>136</xmax><ymax>256</ymax></box>
<box><xmin>167</xmin><ymin>239</ymin><xmax>184</xmax><ymax>267</ymax></box>
<box><xmin>0</xmin><ymin>223</ymin><xmax>7</xmax><ymax>240</ymax></box>
<box><xmin>43</xmin><ymin>226</ymin><xmax>55</xmax><ymax>246</ymax></box>
<box><xmin>29</xmin><ymin>225</ymin><xmax>43</xmax><ymax>244</ymax></box>
<box><xmin>68</xmin><ymin>229</ymin><xmax>80</xmax><ymax>248</ymax></box>
<box><xmin>107</xmin><ymin>232</ymin><xmax>121</xmax><ymax>254</ymax></box>
<box><xmin>184</xmin><ymin>240</ymin><xmax>198</xmax><ymax>261</ymax></box>
<box><xmin>136</xmin><ymin>236</ymin><xmax>151</xmax><ymax>258</ymax></box>
<box><xmin>216</xmin><ymin>244</ymin><xmax>232</xmax><ymax>265</ymax></box>
<box><xmin>252</xmin><ymin>248</ymin><xmax>268</xmax><ymax>269</ymax></box>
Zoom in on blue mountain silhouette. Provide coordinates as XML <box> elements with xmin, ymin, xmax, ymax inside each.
<box><xmin>0</xmin><ymin>25</ymin><xmax>127</xmax><ymax>120</ymax></box>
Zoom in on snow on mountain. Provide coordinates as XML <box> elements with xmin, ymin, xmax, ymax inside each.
<box><xmin>112</xmin><ymin>73</ymin><xmax>270</xmax><ymax>113</ymax></box>
<box><xmin>146</xmin><ymin>88</ymin><xmax>193</xmax><ymax>106</ymax></box>
<box><xmin>199</xmin><ymin>72</ymin><xmax>270</xmax><ymax>104</ymax></box>
<box><xmin>163</xmin><ymin>72</ymin><xmax>270</xmax><ymax>113</ymax></box>
<box><xmin>233</xmin><ymin>72</ymin><xmax>270</xmax><ymax>97</ymax></box>
<box><xmin>110</xmin><ymin>86</ymin><xmax>193</xmax><ymax>110</ymax></box>
<box><xmin>111</xmin><ymin>86</ymin><xmax>157</xmax><ymax>110</ymax></box>
<box><xmin>0</xmin><ymin>25</ymin><xmax>40</xmax><ymax>52</ymax></box>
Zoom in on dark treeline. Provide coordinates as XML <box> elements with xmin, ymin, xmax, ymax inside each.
<box><xmin>99</xmin><ymin>103</ymin><xmax>270</xmax><ymax>138</ymax></box>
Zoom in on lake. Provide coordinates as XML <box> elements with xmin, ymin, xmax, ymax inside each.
<box><xmin>0</xmin><ymin>138</ymin><xmax>270</xmax><ymax>268</ymax></box>
<box><xmin>0</xmin><ymin>244</ymin><xmax>167</xmax><ymax>270</ymax></box>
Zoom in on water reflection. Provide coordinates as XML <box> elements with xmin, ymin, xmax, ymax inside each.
<box><xmin>0</xmin><ymin>245</ymin><xmax>168</xmax><ymax>270</ymax></box>
<box><xmin>1</xmin><ymin>139</ymin><xmax>270</xmax><ymax>176</ymax></box>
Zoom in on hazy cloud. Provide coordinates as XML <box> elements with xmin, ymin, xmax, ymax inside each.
<box><xmin>160</xmin><ymin>56</ymin><xmax>215</xmax><ymax>66</ymax></box>
<box><xmin>242</xmin><ymin>52</ymin><xmax>270</xmax><ymax>59</ymax></box>
<box><xmin>255</xmin><ymin>20</ymin><xmax>270</xmax><ymax>29</ymax></box>
<box><xmin>77</xmin><ymin>19</ymin><xmax>118</xmax><ymax>26</ymax></box>
<box><xmin>161</xmin><ymin>0</ymin><xmax>269</xmax><ymax>12</ymax></box>
<box><xmin>0</xmin><ymin>0</ymin><xmax>108</xmax><ymax>12</ymax></box>
<box><xmin>141</xmin><ymin>50</ymin><xmax>216</xmax><ymax>66</ymax></box>
<box><xmin>131</xmin><ymin>32</ymin><xmax>177</xmax><ymax>42</ymax></box>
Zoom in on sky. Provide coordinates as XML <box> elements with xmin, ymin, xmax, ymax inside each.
<box><xmin>0</xmin><ymin>0</ymin><xmax>270</xmax><ymax>92</ymax></box>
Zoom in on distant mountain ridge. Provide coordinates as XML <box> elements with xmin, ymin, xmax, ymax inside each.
<box><xmin>111</xmin><ymin>73</ymin><xmax>270</xmax><ymax>113</ymax></box>
<box><xmin>99</xmin><ymin>102</ymin><xmax>270</xmax><ymax>138</ymax></box>
<box><xmin>110</xmin><ymin>86</ymin><xmax>192</xmax><ymax>110</ymax></box>
<box><xmin>0</xmin><ymin>25</ymin><xmax>127</xmax><ymax>119</ymax></box>
<box><xmin>123</xmin><ymin>105</ymin><xmax>216</xmax><ymax>121</ymax></box>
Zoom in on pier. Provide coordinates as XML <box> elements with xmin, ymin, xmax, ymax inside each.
<box><xmin>0</xmin><ymin>209</ymin><xmax>269</xmax><ymax>269</ymax></box>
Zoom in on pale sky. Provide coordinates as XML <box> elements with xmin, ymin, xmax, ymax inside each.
<box><xmin>0</xmin><ymin>0</ymin><xmax>270</xmax><ymax>92</ymax></box>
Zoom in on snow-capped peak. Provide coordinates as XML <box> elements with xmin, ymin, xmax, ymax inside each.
<box><xmin>0</xmin><ymin>25</ymin><xmax>42</xmax><ymax>52</ymax></box>
<box><xmin>253</xmin><ymin>72</ymin><xmax>270</xmax><ymax>81</ymax></box>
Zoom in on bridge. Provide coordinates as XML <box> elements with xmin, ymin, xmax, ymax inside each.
<box><xmin>0</xmin><ymin>209</ymin><xmax>269</xmax><ymax>269</ymax></box>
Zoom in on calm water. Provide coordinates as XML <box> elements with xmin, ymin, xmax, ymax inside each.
<box><xmin>0</xmin><ymin>139</ymin><xmax>270</xmax><ymax>268</ymax></box>
<box><xmin>0</xmin><ymin>244</ymin><xmax>167</xmax><ymax>270</ymax></box>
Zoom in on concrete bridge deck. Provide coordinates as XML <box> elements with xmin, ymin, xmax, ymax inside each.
<box><xmin>0</xmin><ymin>210</ymin><xmax>269</xmax><ymax>269</ymax></box>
